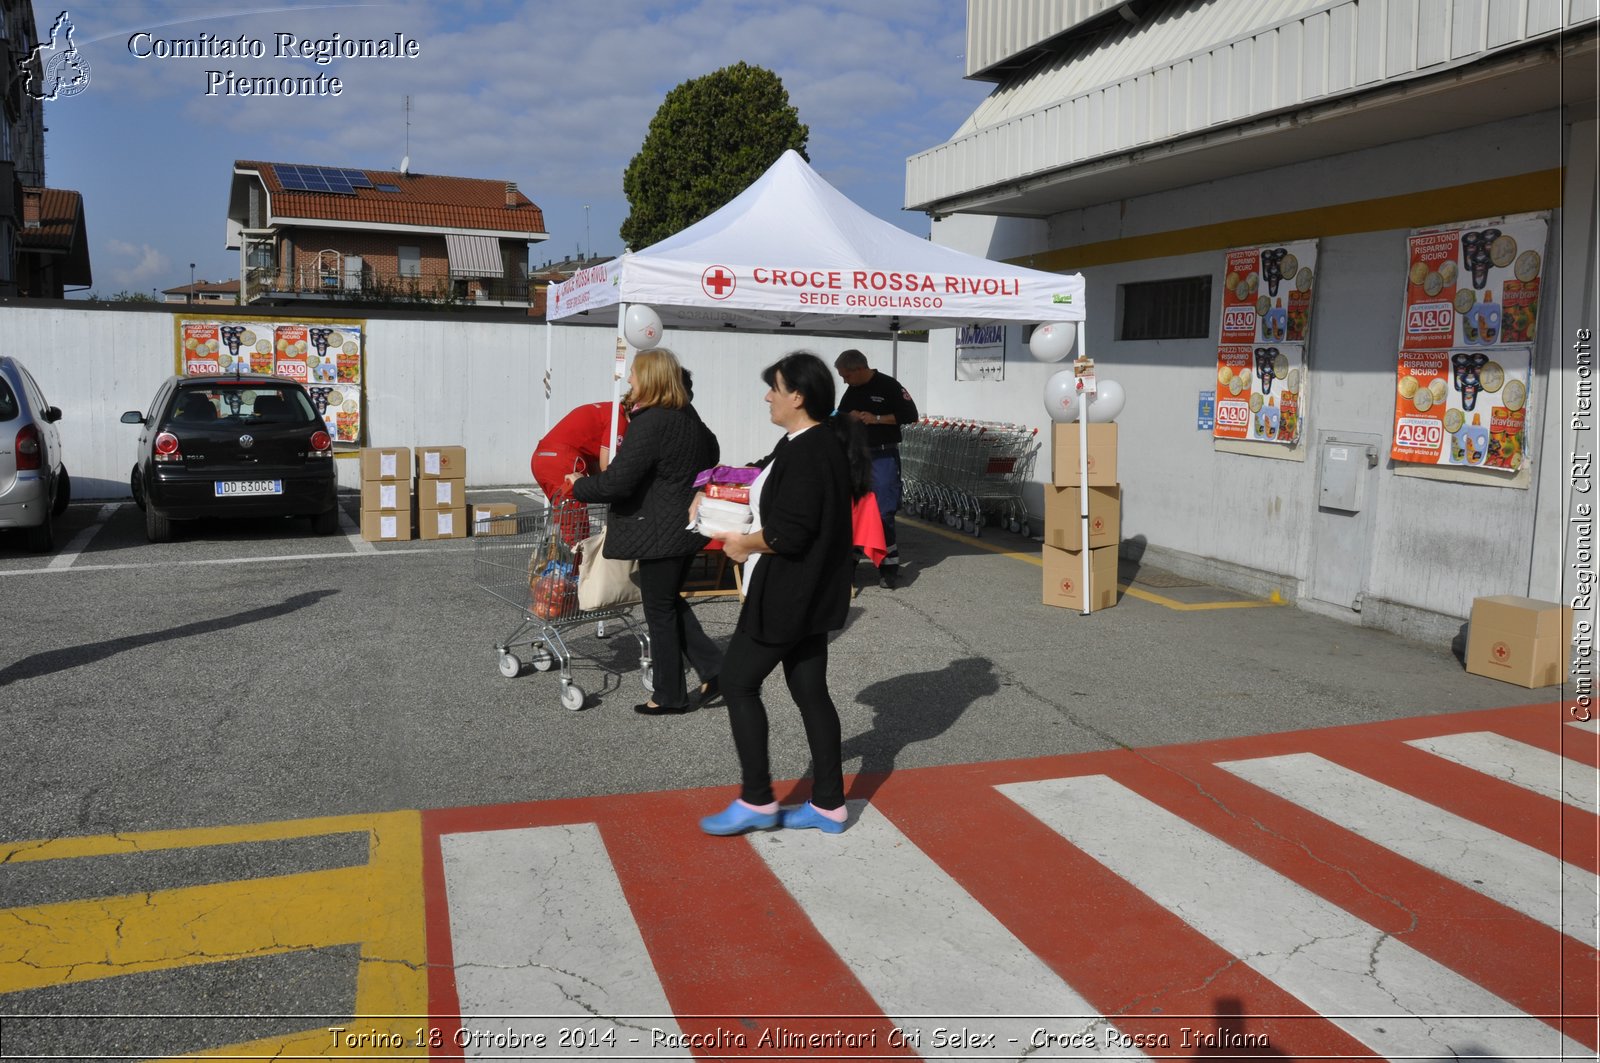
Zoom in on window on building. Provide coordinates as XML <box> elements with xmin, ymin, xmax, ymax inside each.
<box><xmin>397</xmin><ymin>245</ymin><xmax>421</xmax><ymax>277</ymax></box>
<box><xmin>1117</xmin><ymin>276</ymin><xmax>1212</xmax><ymax>341</ymax></box>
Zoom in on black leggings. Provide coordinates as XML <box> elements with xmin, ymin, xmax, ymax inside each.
<box><xmin>721</xmin><ymin>629</ymin><xmax>844</xmax><ymax>810</ymax></box>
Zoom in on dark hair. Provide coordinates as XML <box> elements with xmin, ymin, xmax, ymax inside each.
<box><xmin>761</xmin><ymin>351</ymin><xmax>871</xmax><ymax>498</ymax></box>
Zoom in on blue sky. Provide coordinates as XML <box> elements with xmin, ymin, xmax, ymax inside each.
<box><xmin>36</xmin><ymin>1</ymin><xmax>993</xmax><ymax>296</ymax></box>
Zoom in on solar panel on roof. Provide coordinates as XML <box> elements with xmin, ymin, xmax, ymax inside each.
<box><xmin>275</xmin><ymin>164</ymin><xmax>371</xmax><ymax>195</ymax></box>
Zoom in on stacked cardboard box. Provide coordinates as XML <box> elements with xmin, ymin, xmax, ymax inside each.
<box><xmin>472</xmin><ymin>502</ymin><xmax>518</xmax><ymax>537</ymax></box>
<box><xmin>1042</xmin><ymin>423</ymin><xmax>1120</xmax><ymax>611</ymax></box>
<box><xmin>359</xmin><ymin>446</ymin><xmax>413</xmax><ymax>542</ymax></box>
<box><xmin>1465</xmin><ymin>596</ymin><xmax>1572</xmax><ymax>688</ymax></box>
<box><xmin>415</xmin><ymin>445</ymin><xmax>468</xmax><ymax>540</ymax></box>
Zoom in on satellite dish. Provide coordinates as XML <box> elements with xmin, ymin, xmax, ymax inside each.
<box><xmin>399</xmin><ymin>155</ymin><xmax>410</xmax><ymax>175</ymax></box>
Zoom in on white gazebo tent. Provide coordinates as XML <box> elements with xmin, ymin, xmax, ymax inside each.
<box><xmin>546</xmin><ymin>150</ymin><xmax>1102</xmax><ymax>610</ymax></box>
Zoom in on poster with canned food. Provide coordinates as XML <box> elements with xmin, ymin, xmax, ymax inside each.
<box><xmin>306</xmin><ymin>384</ymin><xmax>363</xmax><ymax>443</ymax></box>
<box><xmin>1390</xmin><ymin>347</ymin><xmax>1531</xmax><ymax>468</ymax></box>
<box><xmin>273</xmin><ymin>325</ymin><xmax>310</xmax><ymax>383</ymax></box>
<box><xmin>1400</xmin><ymin>213</ymin><xmax>1548</xmax><ymax>352</ymax></box>
<box><xmin>181</xmin><ymin>323</ymin><xmax>221</xmax><ymax>375</ymax></box>
<box><xmin>1218</xmin><ymin>240</ymin><xmax>1318</xmax><ymax>345</ymax></box>
<box><xmin>1214</xmin><ymin>344</ymin><xmax>1305</xmax><ymax>445</ymax></box>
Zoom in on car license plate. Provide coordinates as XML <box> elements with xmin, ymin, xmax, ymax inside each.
<box><xmin>215</xmin><ymin>480</ymin><xmax>283</xmax><ymax>497</ymax></box>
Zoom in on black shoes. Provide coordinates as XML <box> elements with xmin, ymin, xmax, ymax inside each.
<box><xmin>878</xmin><ymin>566</ymin><xmax>899</xmax><ymax>589</ymax></box>
<box><xmin>634</xmin><ymin>702</ymin><xmax>690</xmax><ymax>716</ymax></box>
<box><xmin>696</xmin><ymin>676</ymin><xmax>722</xmax><ymax>706</ymax></box>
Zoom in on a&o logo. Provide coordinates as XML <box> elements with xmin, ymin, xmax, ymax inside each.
<box><xmin>23</xmin><ymin>11</ymin><xmax>92</xmax><ymax>101</ymax></box>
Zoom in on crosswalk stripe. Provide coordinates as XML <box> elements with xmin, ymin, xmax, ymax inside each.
<box><xmin>999</xmin><ymin>774</ymin><xmax>1587</xmax><ymax>1062</ymax></box>
<box><xmin>1407</xmin><ymin>730</ymin><xmax>1600</xmax><ymax>812</ymax></box>
<box><xmin>1571</xmin><ymin>719</ymin><xmax>1600</xmax><ymax>732</ymax></box>
<box><xmin>439</xmin><ymin>823</ymin><xmax>688</xmax><ymax>1058</ymax></box>
<box><xmin>1219</xmin><ymin>752</ymin><xmax>1600</xmax><ymax>948</ymax></box>
<box><xmin>747</xmin><ymin>802</ymin><xmax>1142</xmax><ymax>1058</ymax></box>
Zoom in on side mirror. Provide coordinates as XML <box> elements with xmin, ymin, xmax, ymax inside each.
<box><xmin>43</xmin><ymin>406</ymin><xmax>62</xmax><ymax>422</ymax></box>
<box><xmin>120</xmin><ymin>411</ymin><xmax>145</xmax><ymax>424</ymax></box>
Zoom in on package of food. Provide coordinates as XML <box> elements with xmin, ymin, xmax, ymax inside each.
<box><xmin>693</xmin><ymin>465</ymin><xmax>760</xmax><ymax>489</ymax></box>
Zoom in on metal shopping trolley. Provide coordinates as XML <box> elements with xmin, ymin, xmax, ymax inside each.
<box><xmin>901</xmin><ymin>418</ymin><xmax>1041</xmax><ymax>536</ymax></box>
<box><xmin>472</xmin><ymin>503</ymin><xmax>651</xmax><ymax>711</ymax></box>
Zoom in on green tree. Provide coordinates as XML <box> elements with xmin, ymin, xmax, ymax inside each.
<box><xmin>86</xmin><ymin>290</ymin><xmax>159</xmax><ymax>303</ymax></box>
<box><xmin>621</xmin><ymin>62</ymin><xmax>808</xmax><ymax>250</ymax></box>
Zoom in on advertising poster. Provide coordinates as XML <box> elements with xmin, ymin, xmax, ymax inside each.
<box><xmin>955</xmin><ymin>323</ymin><xmax>1005</xmax><ymax>381</ymax></box>
<box><xmin>1213</xmin><ymin>346</ymin><xmax>1254</xmax><ymax>440</ymax></box>
<box><xmin>1218</xmin><ymin>241</ymin><xmax>1318</xmax><ymax>345</ymax></box>
<box><xmin>1400</xmin><ymin>213</ymin><xmax>1548</xmax><ymax>351</ymax></box>
<box><xmin>1391</xmin><ymin>347</ymin><xmax>1532</xmax><ymax>469</ymax></box>
<box><xmin>181</xmin><ymin>323</ymin><xmax>220</xmax><ymax>375</ymax></box>
<box><xmin>1214</xmin><ymin>344</ymin><xmax>1305</xmax><ymax>445</ymax></box>
<box><xmin>175</xmin><ymin>317</ymin><xmax>367</xmax><ymax>447</ymax></box>
<box><xmin>273</xmin><ymin>324</ymin><xmax>310</xmax><ymax>383</ymax></box>
<box><xmin>1391</xmin><ymin>212</ymin><xmax>1546</xmax><ymax>468</ymax></box>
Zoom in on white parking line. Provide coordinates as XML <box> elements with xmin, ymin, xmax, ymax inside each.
<box><xmin>3</xmin><ymin>544</ymin><xmax>463</xmax><ymax>577</ymax></box>
<box><xmin>46</xmin><ymin>502</ymin><xmax>121</xmax><ymax>570</ymax></box>
<box><xmin>340</xmin><ymin>505</ymin><xmax>377</xmax><ymax>554</ymax></box>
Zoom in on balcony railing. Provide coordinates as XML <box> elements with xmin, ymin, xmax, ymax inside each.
<box><xmin>244</xmin><ymin>264</ymin><xmax>534</xmax><ymax>307</ymax></box>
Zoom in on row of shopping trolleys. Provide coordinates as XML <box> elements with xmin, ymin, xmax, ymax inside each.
<box><xmin>900</xmin><ymin>417</ymin><xmax>1041</xmax><ymax>537</ymax></box>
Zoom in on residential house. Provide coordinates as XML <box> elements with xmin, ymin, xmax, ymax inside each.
<box><xmin>162</xmin><ymin>279</ymin><xmax>240</xmax><ymax>305</ymax></box>
<box><xmin>1</xmin><ymin>1</ymin><xmax>92</xmax><ymax>297</ymax></box>
<box><xmin>226</xmin><ymin>161</ymin><xmax>548</xmax><ymax>308</ymax></box>
<box><xmin>907</xmin><ymin>0</ymin><xmax>1597</xmax><ymax>639</ymax></box>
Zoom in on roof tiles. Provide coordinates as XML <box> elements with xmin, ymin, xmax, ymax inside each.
<box><xmin>236</xmin><ymin>161</ymin><xmax>547</xmax><ymax>235</ymax></box>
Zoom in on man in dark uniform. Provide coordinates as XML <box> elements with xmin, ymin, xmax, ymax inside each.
<box><xmin>834</xmin><ymin>348</ymin><xmax>919</xmax><ymax>587</ymax></box>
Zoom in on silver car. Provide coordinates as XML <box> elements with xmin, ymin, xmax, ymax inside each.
<box><xmin>0</xmin><ymin>355</ymin><xmax>70</xmax><ymax>551</ymax></box>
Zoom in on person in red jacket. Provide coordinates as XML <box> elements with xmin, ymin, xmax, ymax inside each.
<box><xmin>532</xmin><ymin>400</ymin><xmax>629</xmax><ymax>505</ymax></box>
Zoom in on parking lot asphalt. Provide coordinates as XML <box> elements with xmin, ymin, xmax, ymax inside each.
<box><xmin>0</xmin><ymin>485</ymin><xmax>1559</xmax><ymax>844</ymax></box>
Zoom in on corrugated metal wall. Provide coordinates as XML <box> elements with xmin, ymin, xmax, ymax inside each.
<box><xmin>915</xmin><ymin>0</ymin><xmax>1595</xmax><ymax>211</ymax></box>
<box><xmin>1</xmin><ymin>308</ymin><xmax>908</xmax><ymax>499</ymax></box>
<box><xmin>964</xmin><ymin>0</ymin><xmax>1127</xmax><ymax>77</ymax></box>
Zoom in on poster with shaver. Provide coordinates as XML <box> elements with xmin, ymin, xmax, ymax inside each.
<box><xmin>1390</xmin><ymin>213</ymin><xmax>1546</xmax><ymax>469</ymax></box>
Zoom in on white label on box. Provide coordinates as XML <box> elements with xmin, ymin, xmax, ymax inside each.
<box><xmin>380</xmin><ymin>483</ymin><xmax>398</xmax><ymax>509</ymax></box>
<box><xmin>436</xmin><ymin>511</ymin><xmax>454</xmax><ymax>535</ymax></box>
<box><xmin>424</xmin><ymin>451</ymin><xmax>442</xmax><ymax>475</ymax></box>
<box><xmin>380</xmin><ymin>515</ymin><xmax>397</xmax><ymax>538</ymax></box>
<box><xmin>380</xmin><ymin>453</ymin><xmax>397</xmax><ymax>478</ymax></box>
<box><xmin>434</xmin><ymin>480</ymin><xmax>454</xmax><ymax>505</ymax></box>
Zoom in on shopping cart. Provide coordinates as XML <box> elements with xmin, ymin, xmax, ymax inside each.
<box><xmin>472</xmin><ymin>503</ymin><xmax>651</xmax><ymax>711</ymax></box>
<box><xmin>901</xmin><ymin>418</ymin><xmax>1041</xmax><ymax>537</ymax></box>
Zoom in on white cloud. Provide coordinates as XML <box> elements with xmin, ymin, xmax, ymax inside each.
<box><xmin>104</xmin><ymin>239</ymin><xmax>170</xmax><ymax>288</ymax></box>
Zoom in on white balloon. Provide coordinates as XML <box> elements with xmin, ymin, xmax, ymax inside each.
<box><xmin>1043</xmin><ymin>373</ymin><xmax>1126</xmax><ymax>423</ymax></box>
<box><xmin>623</xmin><ymin>304</ymin><xmax>664</xmax><ymax>350</ymax></box>
<box><xmin>1028</xmin><ymin>322</ymin><xmax>1077</xmax><ymax>362</ymax></box>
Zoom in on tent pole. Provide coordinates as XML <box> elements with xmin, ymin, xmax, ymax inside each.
<box><xmin>1078</xmin><ymin>330</ymin><xmax>1092</xmax><ymax>617</ymax></box>
<box><xmin>543</xmin><ymin>312</ymin><xmax>553</xmax><ymax>436</ymax></box>
<box><xmin>891</xmin><ymin>326</ymin><xmax>899</xmax><ymax>379</ymax></box>
<box><xmin>610</xmin><ymin>302</ymin><xmax>629</xmax><ymax>460</ymax></box>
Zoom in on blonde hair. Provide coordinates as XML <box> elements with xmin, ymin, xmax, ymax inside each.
<box><xmin>629</xmin><ymin>348</ymin><xmax>689</xmax><ymax>410</ymax></box>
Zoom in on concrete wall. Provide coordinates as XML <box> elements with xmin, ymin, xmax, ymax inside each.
<box><xmin>925</xmin><ymin>110</ymin><xmax>1596</xmax><ymax>638</ymax></box>
<box><xmin>0</xmin><ymin>303</ymin><xmax>909</xmax><ymax>501</ymax></box>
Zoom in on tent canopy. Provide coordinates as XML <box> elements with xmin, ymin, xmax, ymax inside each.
<box><xmin>549</xmin><ymin>151</ymin><xmax>1084</xmax><ymax>333</ymax></box>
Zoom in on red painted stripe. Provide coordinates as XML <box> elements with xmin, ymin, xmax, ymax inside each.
<box><xmin>870</xmin><ymin>762</ymin><xmax>1378</xmax><ymax>1060</ymax></box>
<box><xmin>1131</xmin><ymin>748</ymin><xmax>1597</xmax><ymax>1048</ymax></box>
<box><xmin>418</xmin><ymin>814</ymin><xmax>465</xmax><ymax>1062</ymax></box>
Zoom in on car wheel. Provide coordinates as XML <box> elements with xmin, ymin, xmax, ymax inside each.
<box><xmin>311</xmin><ymin>506</ymin><xmax>340</xmax><ymax>535</ymax></box>
<box><xmin>51</xmin><ymin>466</ymin><xmax>71</xmax><ymax>516</ymax></box>
<box><xmin>145</xmin><ymin>501</ymin><xmax>172</xmax><ymax>543</ymax></box>
<box><xmin>131</xmin><ymin>467</ymin><xmax>146</xmax><ymax>511</ymax></box>
<box><xmin>23</xmin><ymin>512</ymin><xmax>54</xmax><ymax>553</ymax></box>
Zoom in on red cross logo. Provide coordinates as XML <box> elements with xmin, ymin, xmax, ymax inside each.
<box><xmin>702</xmin><ymin>265</ymin><xmax>736</xmax><ymax>301</ymax></box>
<box><xmin>1060</xmin><ymin>578</ymin><xmax>1074</xmax><ymax>594</ymax></box>
<box><xmin>1492</xmin><ymin>642</ymin><xmax>1510</xmax><ymax>662</ymax></box>
<box><xmin>1091</xmin><ymin>517</ymin><xmax>1104</xmax><ymax>533</ymax></box>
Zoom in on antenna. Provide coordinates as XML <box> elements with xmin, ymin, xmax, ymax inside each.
<box><xmin>400</xmin><ymin>95</ymin><xmax>411</xmax><ymax>174</ymax></box>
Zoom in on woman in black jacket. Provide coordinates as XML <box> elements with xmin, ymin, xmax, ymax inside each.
<box><xmin>698</xmin><ymin>351</ymin><xmax>871</xmax><ymax>836</ymax></box>
<box><xmin>567</xmin><ymin>348</ymin><xmax>722</xmax><ymax>715</ymax></box>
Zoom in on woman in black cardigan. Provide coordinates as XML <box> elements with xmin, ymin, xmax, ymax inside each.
<box><xmin>699</xmin><ymin>352</ymin><xmax>870</xmax><ymax>836</ymax></box>
<box><xmin>567</xmin><ymin>348</ymin><xmax>722</xmax><ymax>715</ymax></box>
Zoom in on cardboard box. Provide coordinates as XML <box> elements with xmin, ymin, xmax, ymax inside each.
<box><xmin>416</xmin><ymin>445</ymin><xmax>467</xmax><ymax>481</ymax></box>
<box><xmin>1466</xmin><ymin>595</ymin><xmax>1572</xmax><ymax>688</ymax></box>
<box><xmin>1044</xmin><ymin>485</ymin><xmax>1122</xmax><ymax>551</ymax></box>
<box><xmin>360</xmin><ymin>479</ymin><xmax>411</xmax><ymax>513</ymax></box>
<box><xmin>359</xmin><ymin>447</ymin><xmax>410</xmax><ymax>482</ymax></box>
<box><xmin>359</xmin><ymin>509</ymin><xmax>413</xmax><ymax>542</ymax></box>
<box><xmin>1052</xmin><ymin>423</ymin><xmax>1118</xmax><ymax>486</ymax></box>
<box><xmin>417</xmin><ymin>476</ymin><xmax>466</xmax><ymax>511</ymax></box>
<box><xmin>472</xmin><ymin>503</ymin><xmax>519</xmax><ymax>536</ymax></box>
<box><xmin>1042</xmin><ymin>544</ymin><xmax>1120</xmax><ymax>611</ymax></box>
<box><xmin>417</xmin><ymin>505</ymin><xmax>467</xmax><ymax>540</ymax></box>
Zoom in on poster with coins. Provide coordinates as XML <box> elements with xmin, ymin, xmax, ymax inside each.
<box><xmin>1390</xmin><ymin>213</ymin><xmax>1545</xmax><ymax>468</ymax></box>
<box><xmin>174</xmin><ymin>316</ymin><xmax>366</xmax><ymax>447</ymax></box>
<box><xmin>1214</xmin><ymin>239</ymin><xmax>1317</xmax><ymax>445</ymax></box>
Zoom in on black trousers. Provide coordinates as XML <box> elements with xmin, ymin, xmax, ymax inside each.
<box><xmin>636</xmin><ymin>554</ymin><xmax>722</xmax><ymax>708</ymax></box>
<box><xmin>722</xmin><ymin>628</ymin><xmax>845</xmax><ymax>810</ymax></box>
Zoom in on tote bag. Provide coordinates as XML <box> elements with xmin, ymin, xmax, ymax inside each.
<box><xmin>576</xmin><ymin>526</ymin><xmax>643</xmax><ymax>610</ymax></box>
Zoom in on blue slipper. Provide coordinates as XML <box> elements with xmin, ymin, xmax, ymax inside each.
<box><xmin>780</xmin><ymin>802</ymin><xmax>848</xmax><ymax>833</ymax></box>
<box><xmin>699</xmin><ymin>800</ymin><xmax>779</xmax><ymax>836</ymax></box>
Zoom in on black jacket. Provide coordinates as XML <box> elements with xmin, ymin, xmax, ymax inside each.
<box><xmin>740</xmin><ymin>424</ymin><xmax>853</xmax><ymax>643</ymax></box>
<box><xmin>570</xmin><ymin>404</ymin><xmax>719</xmax><ymax>560</ymax></box>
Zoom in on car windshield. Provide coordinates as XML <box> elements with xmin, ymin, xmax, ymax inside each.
<box><xmin>170</xmin><ymin>385</ymin><xmax>315</xmax><ymax>424</ymax></box>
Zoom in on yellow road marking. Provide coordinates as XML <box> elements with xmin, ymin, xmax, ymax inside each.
<box><xmin>902</xmin><ymin>517</ymin><xmax>1280</xmax><ymax>611</ymax></box>
<box><xmin>1</xmin><ymin>812</ymin><xmax>427</xmax><ymax>1059</ymax></box>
